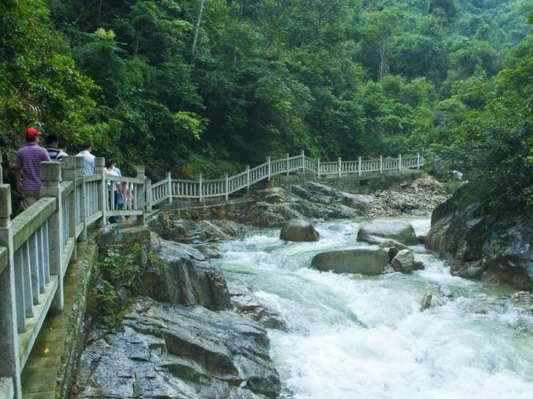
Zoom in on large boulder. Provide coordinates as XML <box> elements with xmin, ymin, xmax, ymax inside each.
<box><xmin>75</xmin><ymin>299</ymin><xmax>281</xmax><ymax>399</ymax></box>
<box><xmin>391</xmin><ymin>249</ymin><xmax>415</xmax><ymax>273</ymax></box>
<box><xmin>357</xmin><ymin>220</ymin><xmax>417</xmax><ymax>245</ymax></box>
<box><xmin>426</xmin><ymin>187</ymin><xmax>533</xmax><ymax>289</ymax></box>
<box><xmin>150</xmin><ymin>215</ymin><xmax>247</xmax><ymax>243</ymax></box>
<box><xmin>143</xmin><ymin>235</ymin><xmax>231</xmax><ymax>311</ymax></box>
<box><xmin>280</xmin><ymin>219</ymin><xmax>320</xmax><ymax>242</ymax></box>
<box><xmin>311</xmin><ymin>248</ymin><xmax>388</xmax><ymax>275</ymax></box>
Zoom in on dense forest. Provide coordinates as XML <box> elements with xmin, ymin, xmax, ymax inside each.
<box><xmin>0</xmin><ymin>0</ymin><xmax>531</xmax><ymax>209</ymax></box>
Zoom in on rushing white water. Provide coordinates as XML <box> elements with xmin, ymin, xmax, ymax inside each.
<box><xmin>214</xmin><ymin>218</ymin><xmax>533</xmax><ymax>399</ymax></box>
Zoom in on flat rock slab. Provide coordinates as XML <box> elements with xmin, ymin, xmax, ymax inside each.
<box><xmin>75</xmin><ymin>299</ymin><xmax>281</xmax><ymax>399</ymax></box>
<box><xmin>357</xmin><ymin>220</ymin><xmax>417</xmax><ymax>245</ymax></box>
<box><xmin>311</xmin><ymin>248</ymin><xmax>388</xmax><ymax>275</ymax></box>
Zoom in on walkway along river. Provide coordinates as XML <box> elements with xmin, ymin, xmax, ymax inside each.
<box><xmin>214</xmin><ymin>218</ymin><xmax>533</xmax><ymax>399</ymax></box>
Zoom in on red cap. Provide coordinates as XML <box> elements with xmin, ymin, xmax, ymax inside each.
<box><xmin>26</xmin><ymin>127</ymin><xmax>41</xmax><ymax>138</ymax></box>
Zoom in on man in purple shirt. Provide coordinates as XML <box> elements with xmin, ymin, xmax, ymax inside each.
<box><xmin>15</xmin><ymin>127</ymin><xmax>50</xmax><ymax>209</ymax></box>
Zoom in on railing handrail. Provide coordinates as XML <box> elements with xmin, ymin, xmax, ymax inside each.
<box><xmin>163</xmin><ymin>152</ymin><xmax>423</xmax><ymax>201</ymax></box>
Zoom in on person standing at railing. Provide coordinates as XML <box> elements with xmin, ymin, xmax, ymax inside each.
<box><xmin>77</xmin><ymin>142</ymin><xmax>95</xmax><ymax>175</ymax></box>
<box><xmin>46</xmin><ymin>134</ymin><xmax>68</xmax><ymax>161</ymax></box>
<box><xmin>15</xmin><ymin>127</ymin><xmax>51</xmax><ymax>209</ymax></box>
<box><xmin>105</xmin><ymin>159</ymin><xmax>124</xmax><ymax>223</ymax></box>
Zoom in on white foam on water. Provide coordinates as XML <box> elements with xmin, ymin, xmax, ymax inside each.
<box><xmin>216</xmin><ymin>218</ymin><xmax>533</xmax><ymax>399</ymax></box>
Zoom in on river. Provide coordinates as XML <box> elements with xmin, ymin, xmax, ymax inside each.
<box><xmin>214</xmin><ymin>218</ymin><xmax>533</xmax><ymax>399</ymax></box>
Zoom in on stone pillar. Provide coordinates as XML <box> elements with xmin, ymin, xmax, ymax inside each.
<box><xmin>338</xmin><ymin>157</ymin><xmax>342</xmax><ymax>178</ymax></box>
<box><xmin>417</xmin><ymin>153</ymin><xmax>421</xmax><ymax>170</ymax></box>
<box><xmin>199</xmin><ymin>174</ymin><xmax>203</xmax><ymax>202</ymax></box>
<box><xmin>0</xmin><ymin>152</ymin><xmax>3</xmax><ymax>184</ymax></box>
<box><xmin>61</xmin><ymin>157</ymin><xmax>78</xmax><ymax>260</ymax></box>
<box><xmin>0</xmin><ymin>185</ymin><xmax>22</xmax><ymax>398</ymax></box>
<box><xmin>225</xmin><ymin>174</ymin><xmax>229</xmax><ymax>201</ymax></box>
<box><xmin>358</xmin><ymin>156</ymin><xmax>362</xmax><ymax>177</ymax></box>
<box><xmin>246</xmin><ymin>166</ymin><xmax>250</xmax><ymax>192</ymax></box>
<box><xmin>136</xmin><ymin>166</ymin><xmax>146</xmax><ymax>226</ymax></box>
<box><xmin>317</xmin><ymin>158</ymin><xmax>321</xmax><ymax>178</ymax></box>
<box><xmin>380</xmin><ymin>155</ymin><xmax>383</xmax><ymax>174</ymax></box>
<box><xmin>145</xmin><ymin>178</ymin><xmax>153</xmax><ymax>214</ymax></box>
<box><xmin>286</xmin><ymin>153</ymin><xmax>290</xmax><ymax>176</ymax></box>
<box><xmin>40</xmin><ymin>162</ymin><xmax>64</xmax><ymax>312</ymax></box>
<box><xmin>267</xmin><ymin>157</ymin><xmax>271</xmax><ymax>180</ymax></box>
<box><xmin>95</xmin><ymin>157</ymin><xmax>106</xmax><ymax>227</ymax></box>
<box><xmin>76</xmin><ymin>157</ymin><xmax>87</xmax><ymax>241</ymax></box>
<box><xmin>167</xmin><ymin>172</ymin><xmax>173</xmax><ymax>205</ymax></box>
<box><xmin>301</xmin><ymin>150</ymin><xmax>305</xmax><ymax>172</ymax></box>
<box><xmin>398</xmin><ymin>154</ymin><xmax>402</xmax><ymax>172</ymax></box>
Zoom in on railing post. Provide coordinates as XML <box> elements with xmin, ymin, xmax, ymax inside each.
<box><xmin>40</xmin><ymin>161</ymin><xmax>64</xmax><ymax>312</ymax></box>
<box><xmin>136</xmin><ymin>166</ymin><xmax>146</xmax><ymax>226</ymax></box>
<box><xmin>167</xmin><ymin>172</ymin><xmax>173</xmax><ymax>205</ymax></box>
<box><xmin>95</xmin><ymin>157</ymin><xmax>106</xmax><ymax>227</ymax></box>
<box><xmin>76</xmin><ymin>157</ymin><xmax>87</xmax><ymax>241</ymax></box>
<box><xmin>62</xmin><ymin>157</ymin><xmax>78</xmax><ymax>260</ymax></box>
<box><xmin>416</xmin><ymin>153</ymin><xmax>421</xmax><ymax>170</ymax></box>
<box><xmin>199</xmin><ymin>174</ymin><xmax>203</xmax><ymax>202</ymax></box>
<box><xmin>398</xmin><ymin>154</ymin><xmax>402</xmax><ymax>172</ymax></box>
<box><xmin>286</xmin><ymin>153</ymin><xmax>290</xmax><ymax>176</ymax></box>
<box><xmin>317</xmin><ymin>158</ymin><xmax>321</xmax><ymax>178</ymax></box>
<box><xmin>358</xmin><ymin>156</ymin><xmax>362</xmax><ymax>177</ymax></box>
<box><xmin>267</xmin><ymin>156</ymin><xmax>271</xmax><ymax>180</ymax></box>
<box><xmin>0</xmin><ymin>152</ymin><xmax>3</xmax><ymax>184</ymax></box>
<box><xmin>0</xmin><ymin>184</ymin><xmax>22</xmax><ymax>399</ymax></box>
<box><xmin>301</xmin><ymin>150</ymin><xmax>305</xmax><ymax>172</ymax></box>
<box><xmin>338</xmin><ymin>157</ymin><xmax>342</xmax><ymax>178</ymax></box>
<box><xmin>146</xmin><ymin>178</ymin><xmax>153</xmax><ymax>213</ymax></box>
<box><xmin>225</xmin><ymin>174</ymin><xmax>229</xmax><ymax>201</ymax></box>
<box><xmin>246</xmin><ymin>165</ymin><xmax>250</xmax><ymax>191</ymax></box>
<box><xmin>380</xmin><ymin>155</ymin><xmax>383</xmax><ymax>174</ymax></box>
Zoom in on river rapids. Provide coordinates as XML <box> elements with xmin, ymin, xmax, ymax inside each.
<box><xmin>214</xmin><ymin>218</ymin><xmax>533</xmax><ymax>399</ymax></box>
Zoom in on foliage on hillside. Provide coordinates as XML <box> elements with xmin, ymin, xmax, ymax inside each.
<box><xmin>0</xmin><ymin>0</ymin><xmax>531</xmax><ymax>210</ymax></box>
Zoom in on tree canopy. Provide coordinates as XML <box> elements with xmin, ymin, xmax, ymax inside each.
<box><xmin>0</xmin><ymin>0</ymin><xmax>531</xmax><ymax>210</ymax></box>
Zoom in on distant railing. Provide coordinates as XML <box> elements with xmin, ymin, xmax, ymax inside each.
<box><xmin>0</xmin><ymin>150</ymin><xmax>422</xmax><ymax>398</ymax></box>
<box><xmin>155</xmin><ymin>152</ymin><xmax>423</xmax><ymax>202</ymax></box>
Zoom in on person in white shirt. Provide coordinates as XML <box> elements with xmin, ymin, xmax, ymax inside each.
<box><xmin>105</xmin><ymin>159</ymin><xmax>123</xmax><ymax>223</ymax></box>
<box><xmin>77</xmin><ymin>143</ymin><xmax>95</xmax><ymax>175</ymax></box>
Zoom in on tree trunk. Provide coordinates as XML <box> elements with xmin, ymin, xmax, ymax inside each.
<box><xmin>192</xmin><ymin>0</ymin><xmax>207</xmax><ymax>60</ymax></box>
<box><xmin>379</xmin><ymin>44</ymin><xmax>386</xmax><ymax>81</ymax></box>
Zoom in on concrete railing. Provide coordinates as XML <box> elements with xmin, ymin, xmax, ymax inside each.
<box><xmin>0</xmin><ymin>156</ymin><xmax>148</xmax><ymax>398</ymax></box>
<box><xmin>156</xmin><ymin>152</ymin><xmax>423</xmax><ymax>203</ymax></box>
<box><xmin>0</xmin><ymin>150</ymin><xmax>422</xmax><ymax>397</ymax></box>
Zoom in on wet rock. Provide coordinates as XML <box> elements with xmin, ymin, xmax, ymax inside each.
<box><xmin>75</xmin><ymin>299</ymin><xmax>281</xmax><ymax>399</ymax></box>
<box><xmin>143</xmin><ymin>236</ymin><xmax>231</xmax><ymax>311</ymax></box>
<box><xmin>280</xmin><ymin>219</ymin><xmax>320</xmax><ymax>242</ymax></box>
<box><xmin>391</xmin><ymin>249</ymin><xmax>415</xmax><ymax>273</ymax></box>
<box><xmin>426</xmin><ymin>186</ymin><xmax>533</xmax><ymax>289</ymax></box>
<box><xmin>378</xmin><ymin>239</ymin><xmax>409</xmax><ymax>261</ymax></box>
<box><xmin>228</xmin><ymin>282</ymin><xmax>287</xmax><ymax>331</ymax></box>
<box><xmin>357</xmin><ymin>220</ymin><xmax>417</xmax><ymax>245</ymax></box>
<box><xmin>150</xmin><ymin>215</ymin><xmax>248</xmax><ymax>243</ymax></box>
<box><xmin>420</xmin><ymin>292</ymin><xmax>433</xmax><ymax>311</ymax></box>
<box><xmin>311</xmin><ymin>248</ymin><xmax>388</xmax><ymax>275</ymax></box>
<box><xmin>341</xmin><ymin>193</ymin><xmax>375</xmax><ymax>211</ymax></box>
<box><xmin>413</xmin><ymin>260</ymin><xmax>425</xmax><ymax>270</ymax></box>
<box><xmin>193</xmin><ymin>243</ymin><xmax>222</xmax><ymax>259</ymax></box>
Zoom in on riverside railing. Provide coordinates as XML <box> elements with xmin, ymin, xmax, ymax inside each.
<box><xmin>0</xmin><ymin>157</ymin><xmax>148</xmax><ymax>399</ymax></box>
<box><xmin>159</xmin><ymin>152</ymin><xmax>424</xmax><ymax>202</ymax></box>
